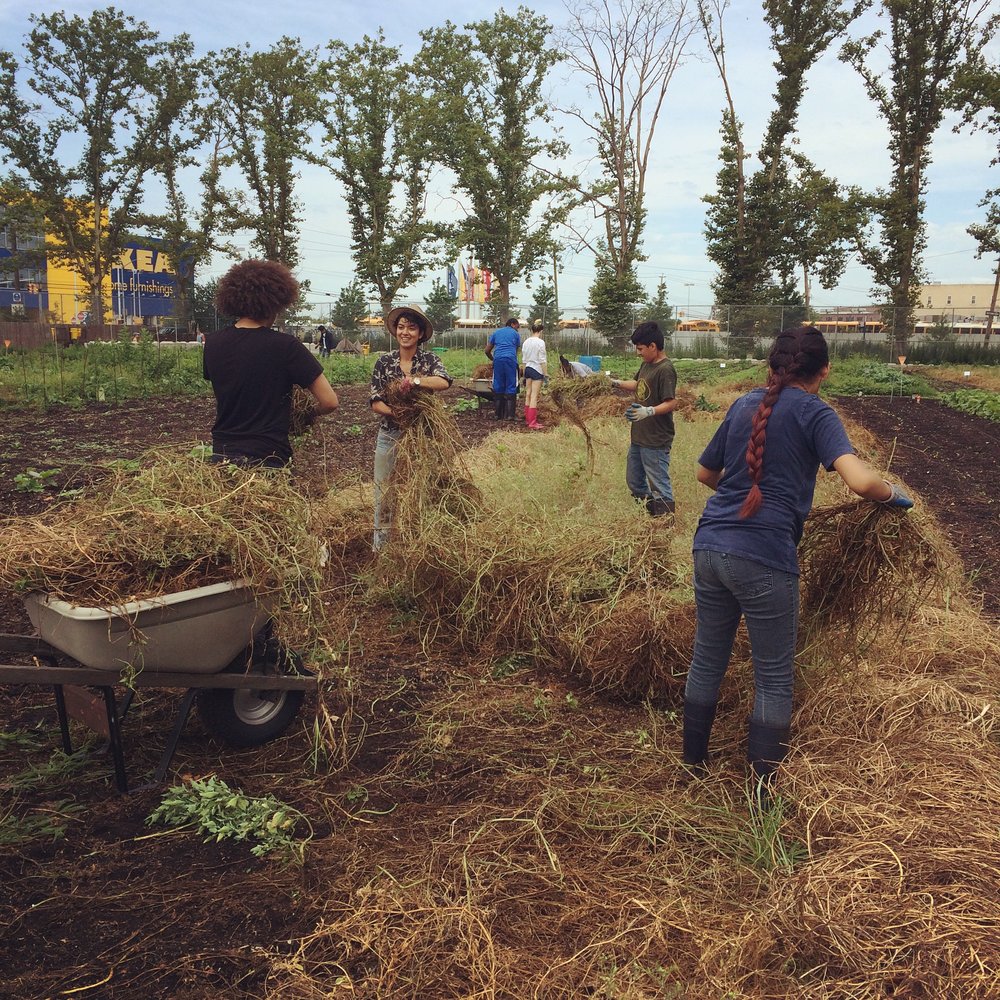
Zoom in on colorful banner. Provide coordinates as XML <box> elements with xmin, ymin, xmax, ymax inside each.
<box><xmin>459</xmin><ymin>264</ymin><xmax>467</xmax><ymax>302</ymax></box>
<box><xmin>447</xmin><ymin>265</ymin><xmax>458</xmax><ymax>299</ymax></box>
<box><xmin>483</xmin><ymin>268</ymin><xmax>492</xmax><ymax>303</ymax></box>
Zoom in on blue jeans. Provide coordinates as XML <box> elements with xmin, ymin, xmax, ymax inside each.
<box><xmin>684</xmin><ymin>549</ymin><xmax>799</xmax><ymax>727</ymax></box>
<box><xmin>373</xmin><ymin>426</ymin><xmax>401</xmax><ymax>550</ymax></box>
<box><xmin>626</xmin><ymin>444</ymin><xmax>674</xmax><ymax>503</ymax></box>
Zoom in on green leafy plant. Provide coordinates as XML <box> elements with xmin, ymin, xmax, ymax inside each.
<box><xmin>14</xmin><ymin>467</ymin><xmax>60</xmax><ymax>492</ymax></box>
<box><xmin>695</xmin><ymin>393</ymin><xmax>720</xmax><ymax>412</ymax></box>
<box><xmin>450</xmin><ymin>395</ymin><xmax>480</xmax><ymax>413</ymax></box>
<box><xmin>491</xmin><ymin>653</ymin><xmax>530</xmax><ymax>680</ymax></box>
<box><xmin>0</xmin><ymin>798</ymin><xmax>83</xmax><ymax>847</ymax></box>
<box><xmin>343</xmin><ymin>423</ymin><xmax>363</xmax><ymax>436</ymax></box>
<box><xmin>146</xmin><ymin>775</ymin><xmax>309</xmax><ymax>860</ymax></box>
<box><xmin>939</xmin><ymin>388</ymin><xmax>1000</xmax><ymax>421</ymax></box>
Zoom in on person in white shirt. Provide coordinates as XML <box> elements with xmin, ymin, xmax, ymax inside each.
<box><xmin>521</xmin><ymin>318</ymin><xmax>548</xmax><ymax>429</ymax></box>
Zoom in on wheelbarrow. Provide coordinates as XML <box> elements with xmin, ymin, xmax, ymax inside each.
<box><xmin>462</xmin><ymin>378</ymin><xmax>497</xmax><ymax>408</ymax></box>
<box><xmin>0</xmin><ymin>580</ymin><xmax>317</xmax><ymax>792</ymax></box>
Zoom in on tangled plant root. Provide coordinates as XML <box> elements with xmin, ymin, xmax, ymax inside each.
<box><xmin>797</xmin><ymin>499</ymin><xmax>950</xmax><ymax>657</ymax></box>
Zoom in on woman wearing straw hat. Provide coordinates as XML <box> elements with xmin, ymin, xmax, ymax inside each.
<box><xmin>521</xmin><ymin>318</ymin><xmax>548</xmax><ymax>429</ymax></box>
<box><xmin>682</xmin><ymin>325</ymin><xmax>914</xmax><ymax>801</ymax></box>
<box><xmin>369</xmin><ymin>305</ymin><xmax>453</xmax><ymax>550</ymax></box>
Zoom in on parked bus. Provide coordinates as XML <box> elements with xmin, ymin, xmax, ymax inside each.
<box><xmin>676</xmin><ymin>318</ymin><xmax>720</xmax><ymax>332</ymax></box>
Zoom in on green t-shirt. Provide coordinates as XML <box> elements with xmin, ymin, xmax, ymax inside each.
<box><xmin>631</xmin><ymin>357</ymin><xmax>677</xmax><ymax>448</ymax></box>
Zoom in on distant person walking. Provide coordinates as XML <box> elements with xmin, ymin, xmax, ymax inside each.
<box><xmin>317</xmin><ymin>325</ymin><xmax>337</xmax><ymax>357</ymax></box>
<box><xmin>682</xmin><ymin>325</ymin><xmax>914</xmax><ymax>797</ymax></box>
<box><xmin>486</xmin><ymin>317</ymin><xmax>520</xmax><ymax>421</ymax></box>
<box><xmin>521</xmin><ymin>318</ymin><xmax>548</xmax><ymax>429</ymax></box>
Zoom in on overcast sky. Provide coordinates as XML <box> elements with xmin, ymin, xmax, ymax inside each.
<box><xmin>3</xmin><ymin>0</ymin><xmax>998</xmax><ymax>318</ymax></box>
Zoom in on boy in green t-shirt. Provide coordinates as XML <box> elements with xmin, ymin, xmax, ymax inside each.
<box><xmin>611</xmin><ymin>322</ymin><xmax>679</xmax><ymax>518</ymax></box>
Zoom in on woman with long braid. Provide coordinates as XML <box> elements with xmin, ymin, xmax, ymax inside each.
<box><xmin>682</xmin><ymin>326</ymin><xmax>913</xmax><ymax>795</ymax></box>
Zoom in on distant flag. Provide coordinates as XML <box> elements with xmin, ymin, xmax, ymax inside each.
<box><xmin>483</xmin><ymin>268</ymin><xmax>492</xmax><ymax>303</ymax></box>
<box><xmin>447</xmin><ymin>265</ymin><xmax>458</xmax><ymax>299</ymax></box>
<box><xmin>459</xmin><ymin>264</ymin><xmax>468</xmax><ymax>302</ymax></box>
<box><xmin>467</xmin><ymin>261</ymin><xmax>477</xmax><ymax>303</ymax></box>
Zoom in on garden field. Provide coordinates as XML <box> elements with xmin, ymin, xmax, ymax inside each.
<box><xmin>0</xmin><ymin>373</ymin><xmax>998</xmax><ymax>999</ymax></box>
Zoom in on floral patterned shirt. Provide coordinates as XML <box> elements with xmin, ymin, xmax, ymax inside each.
<box><xmin>369</xmin><ymin>347</ymin><xmax>453</xmax><ymax>430</ymax></box>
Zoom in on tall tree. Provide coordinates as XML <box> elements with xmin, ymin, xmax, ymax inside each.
<box><xmin>0</xmin><ymin>7</ymin><xmax>197</xmax><ymax>327</ymax></box>
<box><xmin>841</xmin><ymin>0</ymin><xmax>997</xmax><ymax>352</ymax></box>
<box><xmin>700</xmin><ymin>0</ymin><xmax>865</xmax><ymax>348</ymax></box>
<box><xmin>208</xmin><ymin>37</ymin><xmax>327</xmax><ymax>269</ymax></box>
<box><xmin>325</xmin><ymin>32</ymin><xmax>445</xmax><ymax>316</ymax></box>
<box><xmin>562</xmin><ymin>0</ymin><xmax>697</xmax><ymax>303</ymax></box>
<box><xmin>588</xmin><ymin>244</ymin><xmax>645</xmax><ymax>338</ymax></box>
<box><xmin>331</xmin><ymin>281</ymin><xmax>368</xmax><ymax>336</ymax></box>
<box><xmin>423</xmin><ymin>278</ymin><xmax>459</xmax><ymax>333</ymax></box>
<box><xmin>419</xmin><ymin>8</ymin><xmax>570</xmax><ymax>315</ymax></box>
<box><xmin>641</xmin><ymin>277</ymin><xmax>676</xmax><ymax>338</ymax></box>
<box><xmin>529</xmin><ymin>280</ymin><xmax>560</xmax><ymax>334</ymax></box>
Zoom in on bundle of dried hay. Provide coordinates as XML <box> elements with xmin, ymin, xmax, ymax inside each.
<box><xmin>797</xmin><ymin>499</ymin><xmax>949</xmax><ymax>657</ymax></box>
<box><xmin>289</xmin><ymin>385</ymin><xmax>318</xmax><ymax>437</ymax></box>
<box><xmin>471</xmin><ymin>362</ymin><xmax>494</xmax><ymax>380</ymax></box>
<box><xmin>380</xmin><ymin>383</ymin><xmax>483</xmax><ymax>540</ymax></box>
<box><xmin>0</xmin><ymin>451</ymin><xmax>330</xmax><ymax>645</ymax></box>
<box><xmin>562</xmin><ymin>591</ymin><xmax>696</xmax><ymax>701</ymax></box>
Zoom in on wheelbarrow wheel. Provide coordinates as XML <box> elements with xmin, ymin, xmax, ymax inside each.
<box><xmin>196</xmin><ymin>641</ymin><xmax>307</xmax><ymax>748</ymax></box>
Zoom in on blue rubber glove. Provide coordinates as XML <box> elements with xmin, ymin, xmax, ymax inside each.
<box><xmin>881</xmin><ymin>481</ymin><xmax>914</xmax><ymax>509</ymax></box>
<box><xmin>626</xmin><ymin>403</ymin><xmax>655</xmax><ymax>422</ymax></box>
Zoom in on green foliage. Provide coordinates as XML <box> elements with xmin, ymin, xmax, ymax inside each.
<box><xmin>419</xmin><ymin>8</ymin><xmax>570</xmax><ymax>313</ymax></box>
<box><xmin>208</xmin><ymin>37</ymin><xmax>328</xmax><ymax>268</ymax></box>
<box><xmin>702</xmin><ymin>4</ymin><xmax>863</xmax><ymax>327</ymax></box>
<box><xmin>14</xmin><ymin>467</ymin><xmax>59</xmax><ymax>492</ymax></box>
<box><xmin>641</xmin><ymin>278</ymin><xmax>675</xmax><ymax>337</ymax></box>
<box><xmin>450</xmin><ymin>395</ymin><xmax>480</xmax><ymax>414</ymax></box>
<box><xmin>939</xmin><ymin>389</ymin><xmax>1000</xmax><ymax>421</ymax></box>
<box><xmin>528</xmin><ymin>280</ymin><xmax>560</xmax><ymax>335</ymax></box>
<box><xmin>588</xmin><ymin>252</ymin><xmax>645</xmax><ymax>342</ymax></box>
<box><xmin>0</xmin><ymin>8</ymin><xmax>198</xmax><ymax>323</ymax></box>
<box><xmin>327</xmin><ymin>32</ymin><xmax>446</xmax><ymax>309</ymax></box>
<box><xmin>825</xmin><ymin>358</ymin><xmax>934</xmax><ymax>397</ymax></box>
<box><xmin>323</xmin><ymin>353</ymin><xmax>374</xmax><ymax>385</ymax></box>
<box><xmin>147</xmin><ymin>775</ymin><xmax>308</xmax><ymax>860</ymax></box>
<box><xmin>491</xmin><ymin>653</ymin><xmax>531</xmax><ymax>680</ymax></box>
<box><xmin>841</xmin><ymin>2</ymin><xmax>996</xmax><ymax>348</ymax></box>
<box><xmin>0</xmin><ymin>798</ymin><xmax>82</xmax><ymax>847</ymax></box>
<box><xmin>330</xmin><ymin>280</ymin><xmax>368</xmax><ymax>335</ymax></box>
<box><xmin>423</xmin><ymin>278</ymin><xmax>458</xmax><ymax>333</ymax></box>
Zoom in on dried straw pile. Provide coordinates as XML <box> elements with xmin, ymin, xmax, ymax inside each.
<box><xmin>0</xmin><ymin>451</ymin><xmax>332</xmax><ymax>645</ymax></box>
<box><xmin>798</xmin><ymin>499</ymin><xmax>950</xmax><ymax>656</ymax></box>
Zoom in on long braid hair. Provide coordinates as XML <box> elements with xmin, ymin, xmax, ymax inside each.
<box><xmin>739</xmin><ymin>325</ymin><xmax>830</xmax><ymax>519</ymax></box>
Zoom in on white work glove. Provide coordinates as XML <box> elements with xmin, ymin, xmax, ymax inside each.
<box><xmin>626</xmin><ymin>403</ymin><xmax>655</xmax><ymax>422</ymax></box>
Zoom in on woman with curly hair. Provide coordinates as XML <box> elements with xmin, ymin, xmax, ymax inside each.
<box><xmin>204</xmin><ymin>259</ymin><xmax>339</xmax><ymax>467</ymax></box>
<box><xmin>682</xmin><ymin>326</ymin><xmax>914</xmax><ymax>795</ymax></box>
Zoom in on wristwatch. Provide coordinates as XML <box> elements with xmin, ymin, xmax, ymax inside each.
<box><xmin>413</xmin><ymin>377</ymin><xmax>422</xmax><ymax>387</ymax></box>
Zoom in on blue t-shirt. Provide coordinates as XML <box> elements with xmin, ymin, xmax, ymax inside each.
<box><xmin>694</xmin><ymin>387</ymin><xmax>853</xmax><ymax>575</ymax></box>
<box><xmin>488</xmin><ymin>325</ymin><xmax>521</xmax><ymax>361</ymax></box>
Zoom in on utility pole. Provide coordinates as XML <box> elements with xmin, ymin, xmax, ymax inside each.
<box><xmin>552</xmin><ymin>251</ymin><xmax>560</xmax><ymax>322</ymax></box>
<box><xmin>986</xmin><ymin>256</ymin><xmax>999</xmax><ymax>346</ymax></box>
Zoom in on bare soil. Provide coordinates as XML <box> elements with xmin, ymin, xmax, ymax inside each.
<box><xmin>0</xmin><ymin>386</ymin><xmax>996</xmax><ymax>999</ymax></box>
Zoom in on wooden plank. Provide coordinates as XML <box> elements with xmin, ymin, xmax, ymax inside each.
<box><xmin>0</xmin><ymin>663</ymin><xmax>317</xmax><ymax>690</ymax></box>
<box><xmin>62</xmin><ymin>685</ymin><xmax>111</xmax><ymax>739</ymax></box>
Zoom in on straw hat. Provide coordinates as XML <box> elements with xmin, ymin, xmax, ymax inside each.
<box><xmin>385</xmin><ymin>305</ymin><xmax>434</xmax><ymax>343</ymax></box>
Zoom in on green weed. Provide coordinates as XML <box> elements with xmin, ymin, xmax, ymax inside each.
<box><xmin>13</xmin><ymin>467</ymin><xmax>60</xmax><ymax>492</ymax></box>
<box><xmin>147</xmin><ymin>774</ymin><xmax>310</xmax><ymax>861</ymax></box>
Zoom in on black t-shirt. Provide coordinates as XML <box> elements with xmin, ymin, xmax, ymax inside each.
<box><xmin>203</xmin><ymin>325</ymin><xmax>323</xmax><ymax>465</ymax></box>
